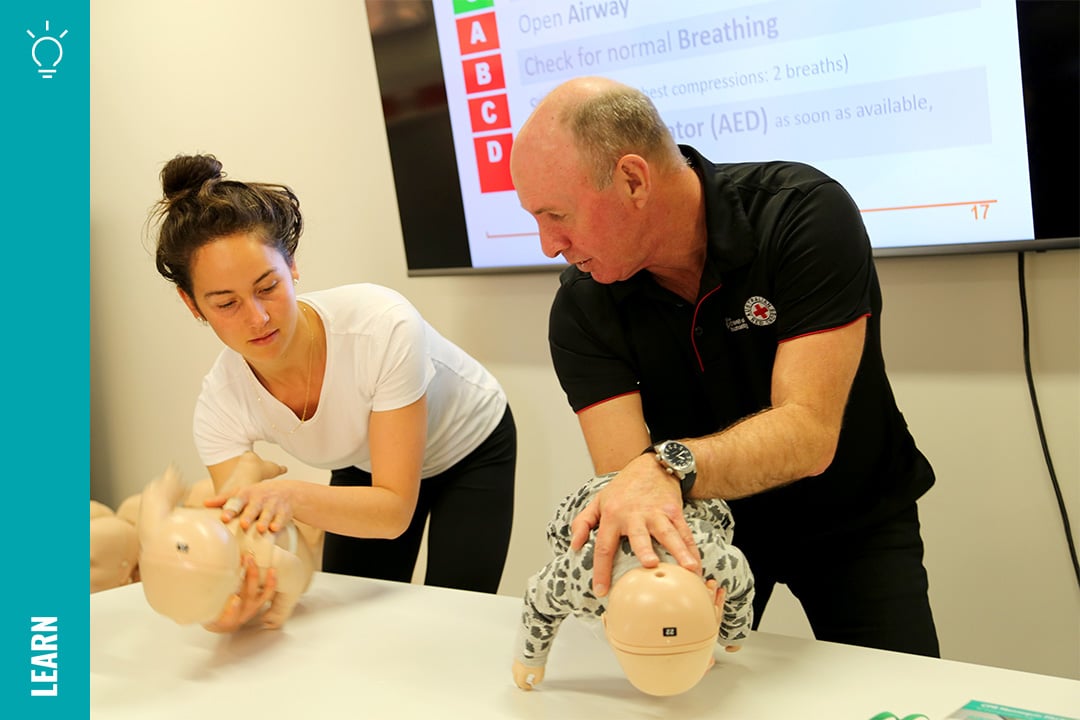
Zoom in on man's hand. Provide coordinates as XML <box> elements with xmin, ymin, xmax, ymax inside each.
<box><xmin>569</xmin><ymin>455</ymin><xmax>701</xmax><ymax>596</ymax></box>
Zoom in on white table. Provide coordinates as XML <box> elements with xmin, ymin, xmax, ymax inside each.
<box><xmin>91</xmin><ymin>572</ymin><xmax>1079</xmax><ymax>719</ymax></box>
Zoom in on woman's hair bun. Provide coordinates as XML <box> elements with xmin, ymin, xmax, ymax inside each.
<box><xmin>160</xmin><ymin>154</ymin><xmax>224</xmax><ymax>200</ymax></box>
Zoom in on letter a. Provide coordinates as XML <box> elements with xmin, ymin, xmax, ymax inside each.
<box><xmin>470</xmin><ymin>21</ymin><xmax>487</xmax><ymax>45</ymax></box>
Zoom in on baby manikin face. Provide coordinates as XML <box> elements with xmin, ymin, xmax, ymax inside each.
<box><xmin>602</xmin><ymin>563</ymin><xmax>723</xmax><ymax>696</ymax></box>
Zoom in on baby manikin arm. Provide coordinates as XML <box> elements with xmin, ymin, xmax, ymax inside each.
<box><xmin>512</xmin><ymin>661</ymin><xmax>546</xmax><ymax>691</ymax></box>
<box><xmin>703</xmin><ymin>580</ymin><xmax>739</xmax><ymax>652</ymax></box>
<box><xmin>220</xmin><ymin>450</ymin><xmax>288</xmax><ymax>493</ymax></box>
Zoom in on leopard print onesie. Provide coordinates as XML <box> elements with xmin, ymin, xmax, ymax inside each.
<box><xmin>516</xmin><ymin>473</ymin><xmax>755</xmax><ymax>668</ymax></box>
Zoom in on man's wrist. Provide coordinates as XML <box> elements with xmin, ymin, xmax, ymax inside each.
<box><xmin>644</xmin><ymin>441</ymin><xmax>697</xmax><ymax>497</ymax></box>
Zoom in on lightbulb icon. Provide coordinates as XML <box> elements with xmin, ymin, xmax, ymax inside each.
<box><xmin>26</xmin><ymin>21</ymin><xmax>68</xmax><ymax>79</ymax></box>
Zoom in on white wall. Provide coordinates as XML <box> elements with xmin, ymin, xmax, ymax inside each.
<box><xmin>89</xmin><ymin>0</ymin><xmax>1079</xmax><ymax>679</ymax></box>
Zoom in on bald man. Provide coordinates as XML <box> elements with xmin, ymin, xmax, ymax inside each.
<box><xmin>510</xmin><ymin>76</ymin><xmax>939</xmax><ymax>657</ymax></box>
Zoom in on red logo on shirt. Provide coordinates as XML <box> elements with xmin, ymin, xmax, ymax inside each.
<box><xmin>744</xmin><ymin>296</ymin><xmax>777</xmax><ymax>326</ymax></box>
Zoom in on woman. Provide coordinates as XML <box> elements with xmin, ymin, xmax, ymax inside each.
<box><xmin>152</xmin><ymin>153</ymin><xmax>516</xmax><ymax>630</ymax></box>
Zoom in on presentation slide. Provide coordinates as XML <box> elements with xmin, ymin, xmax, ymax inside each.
<box><xmin>432</xmin><ymin>0</ymin><xmax>1033</xmax><ymax>269</ymax></box>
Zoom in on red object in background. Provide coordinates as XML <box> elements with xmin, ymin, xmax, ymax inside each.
<box><xmin>456</xmin><ymin>12</ymin><xmax>500</xmax><ymax>55</ymax></box>
<box><xmin>473</xmin><ymin>133</ymin><xmax>514</xmax><ymax>193</ymax></box>
<box><xmin>462</xmin><ymin>54</ymin><xmax>506</xmax><ymax>95</ymax></box>
<box><xmin>467</xmin><ymin>93</ymin><xmax>511</xmax><ymax>133</ymax></box>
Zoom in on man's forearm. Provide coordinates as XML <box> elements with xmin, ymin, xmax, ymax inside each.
<box><xmin>684</xmin><ymin>403</ymin><xmax>840</xmax><ymax>500</ymax></box>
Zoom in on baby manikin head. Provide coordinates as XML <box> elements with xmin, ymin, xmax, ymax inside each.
<box><xmin>602</xmin><ymin>563</ymin><xmax>723</xmax><ymax>696</ymax></box>
<box><xmin>137</xmin><ymin>465</ymin><xmax>246</xmax><ymax>625</ymax></box>
<box><xmin>137</xmin><ymin>456</ymin><xmax>314</xmax><ymax>630</ymax></box>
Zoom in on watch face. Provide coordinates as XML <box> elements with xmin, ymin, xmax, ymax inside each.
<box><xmin>661</xmin><ymin>442</ymin><xmax>693</xmax><ymax>471</ymax></box>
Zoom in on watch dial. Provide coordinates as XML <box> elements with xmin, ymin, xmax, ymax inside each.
<box><xmin>663</xmin><ymin>443</ymin><xmax>692</xmax><ymax>469</ymax></box>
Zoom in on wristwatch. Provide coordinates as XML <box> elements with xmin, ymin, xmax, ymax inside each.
<box><xmin>649</xmin><ymin>440</ymin><xmax>697</xmax><ymax>496</ymax></box>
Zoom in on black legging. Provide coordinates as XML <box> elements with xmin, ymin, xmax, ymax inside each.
<box><xmin>745</xmin><ymin>503</ymin><xmax>940</xmax><ymax>657</ymax></box>
<box><xmin>321</xmin><ymin>406</ymin><xmax>516</xmax><ymax>593</ymax></box>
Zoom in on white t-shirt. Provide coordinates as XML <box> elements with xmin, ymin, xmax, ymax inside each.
<box><xmin>193</xmin><ymin>283</ymin><xmax>507</xmax><ymax>478</ymax></box>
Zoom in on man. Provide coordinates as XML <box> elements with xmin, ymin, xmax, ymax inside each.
<box><xmin>509</xmin><ymin>76</ymin><xmax>939</xmax><ymax>656</ymax></box>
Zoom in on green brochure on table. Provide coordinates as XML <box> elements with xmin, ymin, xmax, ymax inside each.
<box><xmin>947</xmin><ymin>700</ymin><xmax>1079</xmax><ymax>720</ymax></box>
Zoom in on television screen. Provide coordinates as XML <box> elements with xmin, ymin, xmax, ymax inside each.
<box><xmin>366</xmin><ymin>0</ymin><xmax>1079</xmax><ymax>275</ymax></box>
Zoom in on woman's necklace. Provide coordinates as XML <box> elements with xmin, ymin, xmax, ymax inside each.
<box><xmin>251</xmin><ymin>303</ymin><xmax>316</xmax><ymax>435</ymax></box>
<box><xmin>296</xmin><ymin>304</ymin><xmax>316</xmax><ymax>424</ymax></box>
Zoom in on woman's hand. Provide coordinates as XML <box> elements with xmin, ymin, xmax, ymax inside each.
<box><xmin>208</xmin><ymin>479</ymin><xmax>300</xmax><ymax>533</ymax></box>
<box><xmin>202</xmin><ymin>555</ymin><xmax>278</xmax><ymax>633</ymax></box>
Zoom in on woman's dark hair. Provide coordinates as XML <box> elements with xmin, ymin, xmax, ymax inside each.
<box><xmin>152</xmin><ymin>154</ymin><xmax>303</xmax><ymax>299</ymax></box>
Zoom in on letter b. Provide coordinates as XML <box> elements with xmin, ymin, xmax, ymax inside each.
<box><xmin>463</xmin><ymin>55</ymin><xmax>506</xmax><ymax>94</ymax></box>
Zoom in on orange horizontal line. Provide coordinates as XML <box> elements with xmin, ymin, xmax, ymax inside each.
<box><xmin>861</xmin><ymin>199</ymin><xmax>998</xmax><ymax>213</ymax></box>
<box><xmin>484</xmin><ymin>199</ymin><xmax>1000</xmax><ymax>237</ymax></box>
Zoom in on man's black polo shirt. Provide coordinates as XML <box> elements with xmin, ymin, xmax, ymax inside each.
<box><xmin>549</xmin><ymin>145</ymin><xmax>934</xmax><ymax>544</ymax></box>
